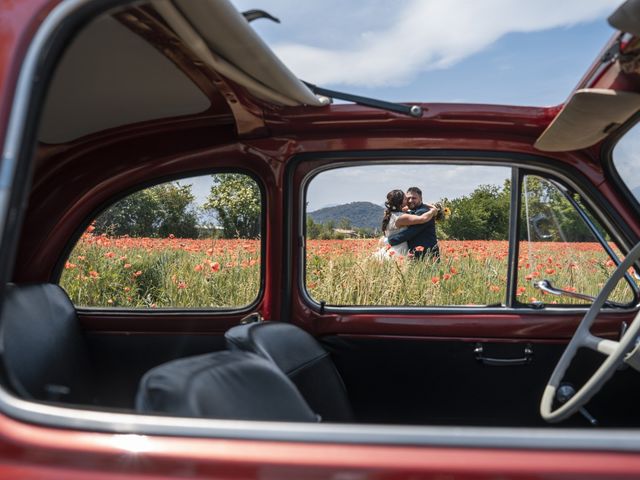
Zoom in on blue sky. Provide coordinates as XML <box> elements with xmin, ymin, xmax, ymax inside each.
<box><xmin>233</xmin><ymin>0</ymin><xmax>621</xmax><ymax>106</ymax></box>
<box><xmin>372</xmin><ymin>21</ymin><xmax>615</xmax><ymax>106</ymax></box>
<box><xmin>191</xmin><ymin>1</ymin><xmax>629</xmax><ymax>210</ymax></box>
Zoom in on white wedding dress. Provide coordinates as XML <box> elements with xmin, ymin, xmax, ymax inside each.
<box><xmin>375</xmin><ymin>212</ymin><xmax>409</xmax><ymax>259</ymax></box>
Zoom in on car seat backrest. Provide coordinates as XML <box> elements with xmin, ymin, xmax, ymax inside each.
<box><xmin>0</xmin><ymin>283</ymin><xmax>96</xmax><ymax>404</ymax></box>
<box><xmin>225</xmin><ymin>322</ymin><xmax>354</xmax><ymax>422</ymax></box>
<box><xmin>135</xmin><ymin>350</ymin><xmax>319</xmax><ymax>422</ymax></box>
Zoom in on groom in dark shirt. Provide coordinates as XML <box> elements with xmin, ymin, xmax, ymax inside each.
<box><xmin>387</xmin><ymin>187</ymin><xmax>440</xmax><ymax>260</ymax></box>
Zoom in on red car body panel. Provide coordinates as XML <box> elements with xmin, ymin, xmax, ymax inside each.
<box><xmin>0</xmin><ymin>413</ymin><xmax>640</xmax><ymax>479</ymax></box>
<box><xmin>0</xmin><ymin>0</ymin><xmax>60</xmax><ymax>147</ymax></box>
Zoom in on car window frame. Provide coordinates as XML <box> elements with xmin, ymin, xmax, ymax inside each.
<box><xmin>516</xmin><ymin>173</ymin><xmax>639</xmax><ymax>308</ymax></box>
<box><xmin>53</xmin><ymin>168</ymin><xmax>267</xmax><ymax>315</ymax></box>
<box><xmin>603</xmin><ymin>111</ymin><xmax>640</xmax><ymax>218</ymax></box>
<box><xmin>288</xmin><ymin>150</ymin><xmax>640</xmax><ymax>316</ymax></box>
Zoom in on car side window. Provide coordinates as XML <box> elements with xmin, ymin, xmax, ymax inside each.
<box><xmin>611</xmin><ymin>122</ymin><xmax>640</xmax><ymax>204</ymax></box>
<box><xmin>304</xmin><ymin>164</ymin><xmax>512</xmax><ymax>306</ymax></box>
<box><xmin>517</xmin><ymin>175</ymin><xmax>637</xmax><ymax>306</ymax></box>
<box><xmin>59</xmin><ymin>173</ymin><xmax>261</xmax><ymax>309</ymax></box>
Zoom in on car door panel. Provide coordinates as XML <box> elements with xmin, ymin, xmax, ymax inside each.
<box><xmin>85</xmin><ymin>331</ymin><xmax>226</xmax><ymax>409</ymax></box>
<box><xmin>79</xmin><ymin>311</ymin><xmax>241</xmax><ymax>409</ymax></box>
<box><xmin>323</xmin><ymin>335</ymin><xmax>640</xmax><ymax>427</ymax></box>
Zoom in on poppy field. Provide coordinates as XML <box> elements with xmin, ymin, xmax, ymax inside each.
<box><xmin>60</xmin><ymin>230</ymin><xmax>261</xmax><ymax>308</ymax></box>
<box><xmin>60</xmin><ymin>232</ymin><xmax>637</xmax><ymax>308</ymax></box>
<box><xmin>307</xmin><ymin>239</ymin><xmax>636</xmax><ymax>306</ymax></box>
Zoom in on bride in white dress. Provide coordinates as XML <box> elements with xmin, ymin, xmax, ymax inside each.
<box><xmin>375</xmin><ymin>189</ymin><xmax>434</xmax><ymax>259</ymax></box>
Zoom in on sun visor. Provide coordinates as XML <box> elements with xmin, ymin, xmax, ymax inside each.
<box><xmin>155</xmin><ymin>0</ymin><xmax>325</xmax><ymax>107</ymax></box>
<box><xmin>609</xmin><ymin>0</ymin><xmax>640</xmax><ymax>36</ymax></box>
<box><xmin>534</xmin><ymin>89</ymin><xmax>640</xmax><ymax>152</ymax></box>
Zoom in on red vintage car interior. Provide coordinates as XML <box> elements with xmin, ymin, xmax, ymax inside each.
<box><xmin>0</xmin><ymin>0</ymin><xmax>639</xmax><ymax>478</ymax></box>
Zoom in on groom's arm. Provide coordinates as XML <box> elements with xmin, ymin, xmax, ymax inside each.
<box><xmin>388</xmin><ymin>222</ymin><xmax>427</xmax><ymax>245</ymax></box>
<box><xmin>387</xmin><ymin>206</ymin><xmax>429</xmax><ymax>246</ymax></box>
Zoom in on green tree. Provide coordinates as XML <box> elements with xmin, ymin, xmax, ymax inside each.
<box><xmin>307</xmin><ymin>217</ymin><xmax>321</xmax><ymax>239</ymax></box>
<box><xmin>338</xmin><ymin>217</ymin><xmax>352</xmax><ymax>230</ymax></box>
<box><xmin>94</xmin><ymin>189</ymin><xmax>156</xmax><ymax>236</ymax></box>
<box><xmin>318</xmin><ymin>220</ymin><xmax>336</xmax><ymax>240</ymax></box>
<box><xmin>205</xmin><ymin>174</ymin><xmax>261</xmax><ymax>238</ymax></box>
<box><xmin>439</xmin><ymin>183</ymin><xmax>510</xmax><ymax>240</ymax></box>
<box><xmin>435</xmin><ymin>177</ymin><xmax>597</xmax><ymax>242</ymax></box>
<box><xmin>521</xmin><ymin>176</ymin><xmax>594</xmax><ymax>242</ymax></box>
<box><xmin>355</xmin><ymin>227</ymin><xmax>376</xmax><ymax>238</ymax></box>
<box><xmin>94</xmin><ymin>182</ymin><xmax>198</xmax><ymax>238</ymax></box>
<box><xmin>152</xmin><ymin>183</ymin><xmax>199</xmax><ymax>238</ymax></box>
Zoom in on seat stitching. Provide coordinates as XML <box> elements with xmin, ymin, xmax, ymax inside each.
<box><xmin>284</xmin><ymin>351</ymin><xmax>329</xmax><ymax>377</ymax></box>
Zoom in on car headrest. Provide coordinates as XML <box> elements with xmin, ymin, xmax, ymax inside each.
<box><xmin>225</xmin><ymin>321</ymin><xmax>328</xmax><ymax>375</ymax></box>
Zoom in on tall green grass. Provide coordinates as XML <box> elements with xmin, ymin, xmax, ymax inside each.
<box><xmin>60</xmin><ymin>236</ymin><xmax>636</xmax><ymax>308</ymax></box>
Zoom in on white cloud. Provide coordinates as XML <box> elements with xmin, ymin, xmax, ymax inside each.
<box><xmin>271</xmin><ymin>0</ymin><xmax>622</xmax><ymax>86</ymax></box>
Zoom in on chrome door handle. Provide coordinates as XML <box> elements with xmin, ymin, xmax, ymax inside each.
<box><xmin>535</xmin><ymin>279</ymin><xmax>596</xmax><ymax>302</ymax></box>
<box><xmin>474</xmin><ymin>343</ymin><xmax>533</xmax><ymax>366</ymax></box>
<box><xmin>534</xmin><ymin>280</ymin><xmax>626</xmax><ymax>308</ymax></box>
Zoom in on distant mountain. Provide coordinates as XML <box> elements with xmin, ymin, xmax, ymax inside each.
<box><xmin>308</xmin><ymin>202</ymin><xmax>384</xmax><ymax>231</ymax></box>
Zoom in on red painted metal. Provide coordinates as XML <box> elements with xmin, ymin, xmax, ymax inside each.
<box><xmin>283</xmin><ymin>136</ymin><xmax>635</xmax><ymax>341</ymax></box>
<box><xmin>306</xmin><ymin>311</ymin><xmax>635</xmax><ymax>341</ymax></box>
<box><xmin>76</xmin><ymin>308</ymin><xmax>632</xmax><ymax>338</ymax></box>
<box><xmin>77</xmin><ymin>311</ymin><xmax>247</xmax><ymax>334</ymax></box>
<box><xmin>16</xmin><ymin>107</ymin><xmax>636</xmax><ymax>340</ymax></box>
<box><xmin>0</xmin><ymin>0</ymin><xmax>61</xmax><ymax>148</ymax></box>
<box><xmin>0</xmin><ymin>412</ymin><xmax>638</xmax><ymax>479</ymax></box>
<box><xmin>18</xmin><ymin>104</ymin><xmax>592</xmax><ymax>281</ymax></box>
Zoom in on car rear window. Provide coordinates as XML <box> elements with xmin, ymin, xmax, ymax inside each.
<box><xmin>59</xmin><ymin>173</ymin><xmax>262</xmax><ymax>309</ymax></box>
<box><xmin>612</xmin><ymin>122</ymin><xmax>640</xmax><ymax>203</ymax></box>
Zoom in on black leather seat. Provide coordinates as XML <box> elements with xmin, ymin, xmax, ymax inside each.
<box><xmin>0</xmin><ymin>284</ymin><xmax>97</xmax><ymax>404</ymax></box>
<box><xmin>135</xmin><ymin>350</ymin><xmax>318</xmax><ymax>422</ymax></box>
<box><xmin>225</xmin><ymin>322</ymin><xmax>353</xmax><ymax>422</ymax></box>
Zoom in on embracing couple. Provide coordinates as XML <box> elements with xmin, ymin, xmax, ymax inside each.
<box><xmin>376</xmin><ymin>187</ymin><xmax>440</xmax><ymax>261</ymax></box>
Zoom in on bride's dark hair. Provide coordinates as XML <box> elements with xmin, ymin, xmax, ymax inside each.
<box><xmin>382</xmin><ymin>189</ymin><xmax>405</xmax><ymax>232</ymax></box>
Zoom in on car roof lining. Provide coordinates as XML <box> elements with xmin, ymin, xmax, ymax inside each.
<box><xmin>38</xmin><ymin>14</ymin><xmax>212</xmax><ymax>144</ymax></box>
<box><xmin>534</xmin><ymin>88</ymin><xmax>640</xmax><ymax>152</ymax></box>
<box><xmin>158</xmin><ymin>0</ymin><xmax>324</xmax><ymax>107</ymax></box>
<box><xmin>38</xmin><ymin>0</ymin><xmax>325</xmax><ymax>144</ymax></box>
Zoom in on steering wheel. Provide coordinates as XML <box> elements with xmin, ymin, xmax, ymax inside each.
<box><xmin>540</xmin><ymin>241</ymin><xmax>640</xmax><ymax>423</ymax></box>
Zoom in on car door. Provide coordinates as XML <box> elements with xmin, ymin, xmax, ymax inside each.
<box><xmin>286</xmin><ymin>152</ymin><xmax>640</xmax><ymax>428</ymax></box>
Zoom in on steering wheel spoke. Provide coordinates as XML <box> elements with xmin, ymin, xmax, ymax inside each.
<box><xmin>624</xmin><ymin>341</ymin><xmax>640</xmax><ymax>372</ymax></box>
<box><xmin>583</xmin><ymin>333</ymin><xmax>619</xmax><ymax>356</ymax></box>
